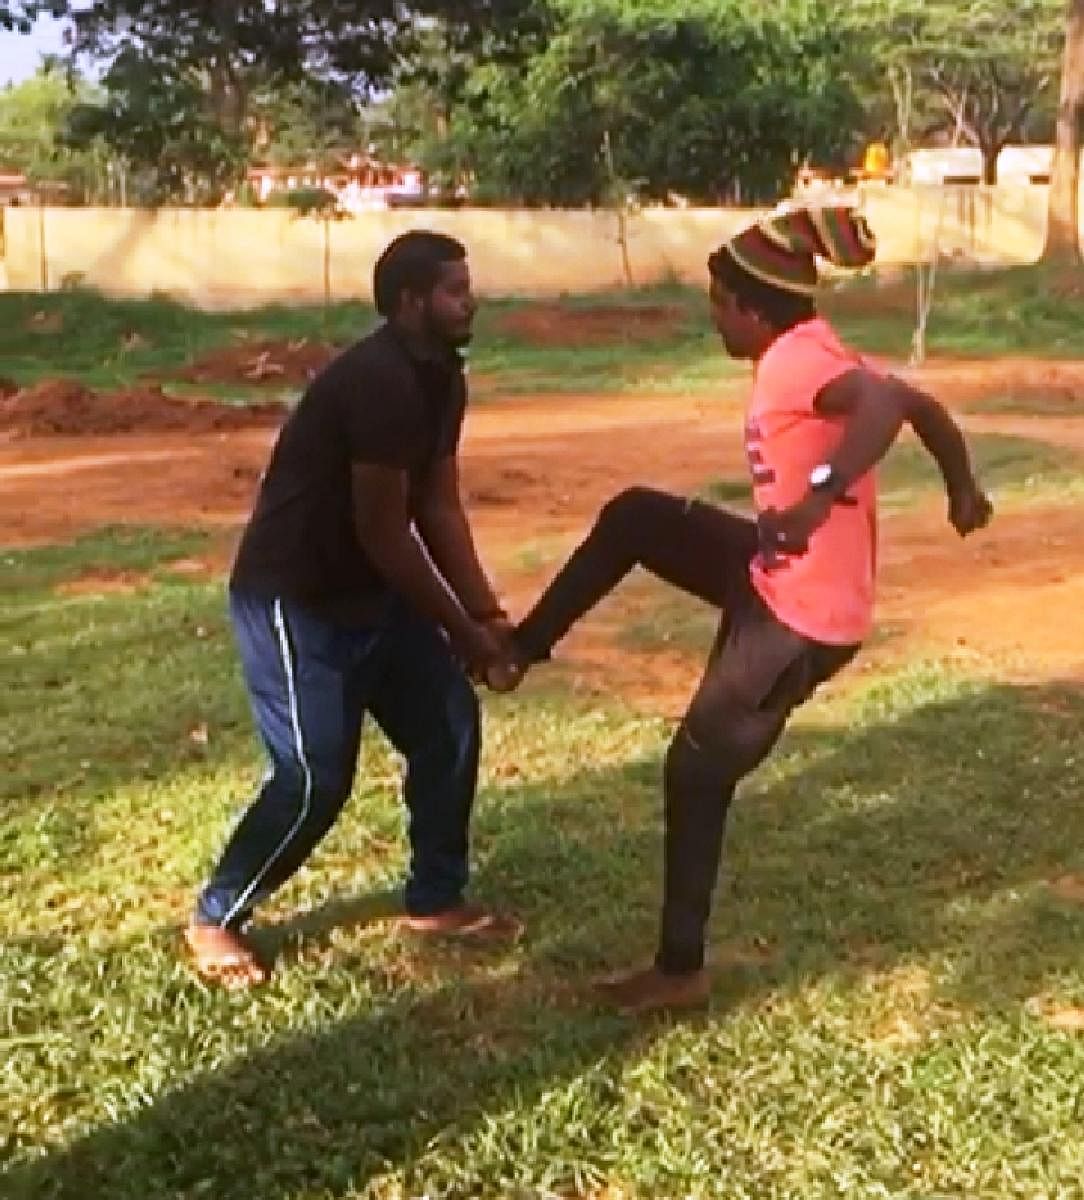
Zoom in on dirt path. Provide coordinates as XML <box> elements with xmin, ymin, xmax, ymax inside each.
<box><xmin>2</xmin><ymin>385</ymin><xmax>1082</xmax><ymax>709</ymax></box>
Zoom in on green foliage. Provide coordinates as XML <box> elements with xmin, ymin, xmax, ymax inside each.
<box><xmin>7</xmin><ymin>1</ymin><xmax>1071</xmax><ymax>206</ymax></box>
<box><xmin>252</xmin><ymin>77</ymin><xmax>361</xmax><ymax>172</ymax></box>
<box><xmin>14</xmin><ymin>2</ymin><xmax>536</xmax><ymax>201</ymax></box>
<box><xmin>430</xmin><ymin>0</ymin><xmax>865</xmax><ymax>205</ymax></box>
<box><xmin>268</xmin><ymin>186</ymin><xmax>343</xmax><ymax>216</ymax></box>
<box><xmin>63</xmin><ymin>48</ymin><xmax>247</xmax><ymax>204</ymax></box>
<box><xmin>850</xmin><ymin>0</ymin><xmax>1063</xmax><ymax>179</ymax></box>
<box><xmin>0</xmin><ymin>63</ymin><xmax>107</xmax><ymax>200</ymax></box>
<box><xmin>48</xmin><ymin>0</ymin><xmax>539</xmax><ymax>88</ymax></box>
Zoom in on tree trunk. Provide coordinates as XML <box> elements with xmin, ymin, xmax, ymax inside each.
<box><xmin>982</xmin><ymin>143</ymin><xmax>1000</xmax><ymax>185</ymax></box>
<box><xmin>1043</xmin><ymin>0</ymin><xmax>1084</xmax><ymax>262</ymax></box>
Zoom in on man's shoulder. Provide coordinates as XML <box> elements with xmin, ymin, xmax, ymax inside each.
<box><xmin>755</xmin><ymin>319</ymin><xmax>859</xmax><ymax>395</ymax></box>
<box><xmin>763</xmin><ymin>317</ymin><xmax>843</xmax><ymax>363</ymax></box>
<box><xmin>330</xmin><ymin>324</ymin><xmax>411</xmax><ymax>374</ymax></box>
<box><xmin>305</xmin><ymin>325</ymin><xmax>416</xmax><ymax>402</ymax></box>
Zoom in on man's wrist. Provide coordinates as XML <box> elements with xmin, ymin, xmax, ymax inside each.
<box><xmin>447</xmin><ymin>606</ymin><xmax>482</xmax><ymax>644</ymax></box>
<box><xmin>802</xmin><ymin>488</ymin><xmax>835</xmax><ymax>514</ymax></box>
<box><xmin>809</xmin><ymin>462</ymin><xmax>848</xmax><ymax>500</ymax></box>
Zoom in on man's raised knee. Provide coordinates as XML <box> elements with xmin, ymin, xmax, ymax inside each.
<box><xmin>597</xmin><ymin>486</ymin><xmax>659</xmax><ymax>537</ymax></box>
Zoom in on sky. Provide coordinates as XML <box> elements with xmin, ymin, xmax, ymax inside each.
<box><xmin>0</xmin><ymin>13</ymin><xmax>71</xmax><ymax>86</ymax></box>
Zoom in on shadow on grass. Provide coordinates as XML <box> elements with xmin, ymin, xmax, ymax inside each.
<box><xmin>3</xmin><ymin>757</ymin><xmax>664</xmax><ymax>1199</ymax></box>
<box><xmin>255</xmin><ymin>888</ymin><xmax>405</xmax><ymax>966</ymax></box>
<box><xmin>5</xmin><ymin>676</ymin><xmax>1084</xmax><ymax>1197</ymax></box>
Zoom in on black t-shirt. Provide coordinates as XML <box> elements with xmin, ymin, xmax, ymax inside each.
<box><xmin>230</xmin><ymin>323</ymin><xmax>466</xmax><ymax>624</ymax></box>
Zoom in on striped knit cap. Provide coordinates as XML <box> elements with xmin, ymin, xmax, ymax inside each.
<box><xmin>724</xmin><ymin>206</ymin><xmax>876</xmax><ymax>296</ymax></box>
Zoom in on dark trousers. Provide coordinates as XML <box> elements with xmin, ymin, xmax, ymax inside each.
<box><xmin>517</xmin><ymin>487</ymin><xmax>858</xmax><ymax>973</ymax></box>
<box><xmin>196</xmin><ymin>590</ymin><xmax>480</xmax><ymax>930</ymax></box>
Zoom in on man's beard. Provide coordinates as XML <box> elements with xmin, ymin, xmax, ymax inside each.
<box><xmin>423</xmin><ymin>301</ymin><xmax>472</xmax><ymax>349</ymax></box>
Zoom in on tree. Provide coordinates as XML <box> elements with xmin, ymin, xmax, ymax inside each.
<box><xmin>428</xmin><ymin>0</ymin><xmax>866</xmax><ymax>206</ymax></box>
<box><xmin>0</xmin><ymin>62</ymin><xmax>108</xmax><ymax>201</ymax></box>
<box><xmin>64</xmin><ymin>49</ymin><xmax>247</xmax><ymax>204</ymax></box>
<box><xmin>21</xmin><ymin>1</ymin><xmax>538</xmax><ymax>119</ymax></box>
<box><xmin>854</xmin><ymin>0</ymin><xmax>1063</xmax><ymax>184</ymax></box>
<box><xmin>12</xmin><ymin>1</ymin><xmax>540</xmax><ymax>199</ymax></box>
<box><xmin>251</xmin><ymin>77</ymin><xmax>361</xmax><ymax>172</ymax></box>
<box><xmin>1043</xmin><ymin>0</ymin><xmax>1084</xmax><ymax>261</ymax></box>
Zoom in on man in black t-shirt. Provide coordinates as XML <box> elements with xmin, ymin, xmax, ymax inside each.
<box><xmin>186</xmin><ymin>231</ymin><xmax>519</xmax><ymax>987</ymax></box>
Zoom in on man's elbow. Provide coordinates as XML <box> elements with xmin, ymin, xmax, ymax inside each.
<box><xmin>851</xmin><ymin>386</ymin><xmax>906</xmax><ymax>437</ymax></box>
<box><xmin>888</xmin><ymin>377</ymin><xmax>938</xmax><ymax>427</ymax></box>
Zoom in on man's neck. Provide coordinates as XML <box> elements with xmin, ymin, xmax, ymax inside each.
<box><xmin>752</xmin><ymin>328</ymin><xmax>783</xmax><ymax>362</ymax></box>
<box><xmin>388</xmin><ymin>319</ymin><xmax>444</xmax><ymax>362</ymax></box>
<box><xmin>753</xmin><ymin>315</ymin><xmax>817</xmax><ymax>362</ymax></box>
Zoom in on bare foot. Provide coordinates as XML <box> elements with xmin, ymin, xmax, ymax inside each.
<box><xmin>400</xmin><ymin>902</ymin><xmax>523</xmax><ymax>943</ymax></box>
<box><xmin>593</xmin><ymin>965</ymin><xmax>709</xmax><ymax>1015</ymax></box>
<box><xmin>183</xmin><ymin>923</ymin><xmax>268</xmax><ymax>989</ymax></box>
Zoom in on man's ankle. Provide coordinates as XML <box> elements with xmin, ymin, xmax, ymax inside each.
<box><xmin>655</xmin><ymin>952</ymin><xmax>705</xmax><ymax>977</ymax></box>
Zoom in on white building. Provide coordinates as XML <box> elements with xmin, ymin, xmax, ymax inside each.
<box><xmin>901</xmin><ymin>145</ymin><xmax>1055</xmax><ymax>186</ymax></box>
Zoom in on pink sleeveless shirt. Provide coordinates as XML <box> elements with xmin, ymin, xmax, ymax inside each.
<box><xmin>745</xmin><ymin>318</ymin><xmax>879</xmax><ymax>646</ymax></box>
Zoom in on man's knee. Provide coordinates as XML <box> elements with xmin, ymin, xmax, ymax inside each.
<box><xmin>669</xmin><ymin>692</ymin><xmax>792</xmax><ymax>809</ymax></box>
<box><xmin>273</xmin><ymin>747</ymin><xmax>352</xmax><ymax>812</ymax></box>
<box><xmin>665</xmin><ymin>725</ymin><xmax>723</xmax><ymax>797</ymax></box>
<box><xmin>597</xmin><ymin>486</ymin><xmax>661</xmax><ymax>538</ymax></box>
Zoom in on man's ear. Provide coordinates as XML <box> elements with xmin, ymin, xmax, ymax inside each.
<box><xmin>399</xmin><ymin>287</ymin><xmax>428</xmax><ymax>317</ymax></box>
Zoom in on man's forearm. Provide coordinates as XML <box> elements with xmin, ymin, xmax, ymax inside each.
<box><xmin>358</xmin><ymin>519</ymin><xmax>475</xmax><ymax>644</ymax></box>
<box><xmin>905</xmin><ymin>391</ymin><xmax>975</xmax><ymax>495</ymax></box>
<box><xmin>417</xmin><ymin>506</ymin><xmax>503</xmax><ymax>618</ymax></box>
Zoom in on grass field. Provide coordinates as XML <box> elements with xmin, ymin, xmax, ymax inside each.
<box><xmin>4</xmin><ymin>266</ymin><xmax>1084</xmax><ymax>1198</ymax></box>
<box><xmin>5</xmin><ymin>529</ymin><xmax>1084</xmax><ymax>1199</ymax></box>
<box><xmin>3</xmin><ymin>264</ymin><xmax>1084</xmax><ymax>398</ymax></box>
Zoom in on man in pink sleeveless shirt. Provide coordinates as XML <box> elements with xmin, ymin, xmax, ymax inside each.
<box><xmin>498</xmin><ymin>206</ymin><xmax>992</xmax><ymax>1014</ymax></box>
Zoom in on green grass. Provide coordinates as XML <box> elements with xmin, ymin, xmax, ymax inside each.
<box><xmin>502</xmin><ymin>533</ymin><xmax>577</xmax><ymax>576</ymax></box>
<box><xmin>700</xmin><ymin>475</ymin><xmax>756</xmax><ymax>508</ymax></box>
<box><xmin>471</xmin><ymin>288</ymin><xmax>744</xmax><ymax>395</ymax></box>
<box><xmin>4</xmin><ymin>265</ymin><xmax>1083</xmax><ymax>401</ymax></box>
<box><xmin>0</xmin><ymin>525</ymin><xmax>211</xmax><ymax>597</ymax></box>
<box><xmin>0</xmin><ymin>283</ymin><xmax>740</xmax><ymax>398</ymax></box>
<box><xmin>0</xmin><ymin>289</ymin><xmax>376</xmax><ymax>392</ymax></box>
<box><xmin>826</xmin><ymin>265</ymin><xmax>1084</xmax><ymax>360</ymax></box>
<box><xmin>5</xmin><ymin>528</ymin><xmax>1084</xmax><ymax>1197</ymax></box>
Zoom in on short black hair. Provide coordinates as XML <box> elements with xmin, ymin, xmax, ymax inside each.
<box><xmin>708</xmin><ymin>245</ymin><xmax>816</xmax><ymax>332</ymax></box>
<box><xmin>373</xmin><ymin>230</ymin><xmax>467</xmax><ymax>318</ymax></box>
